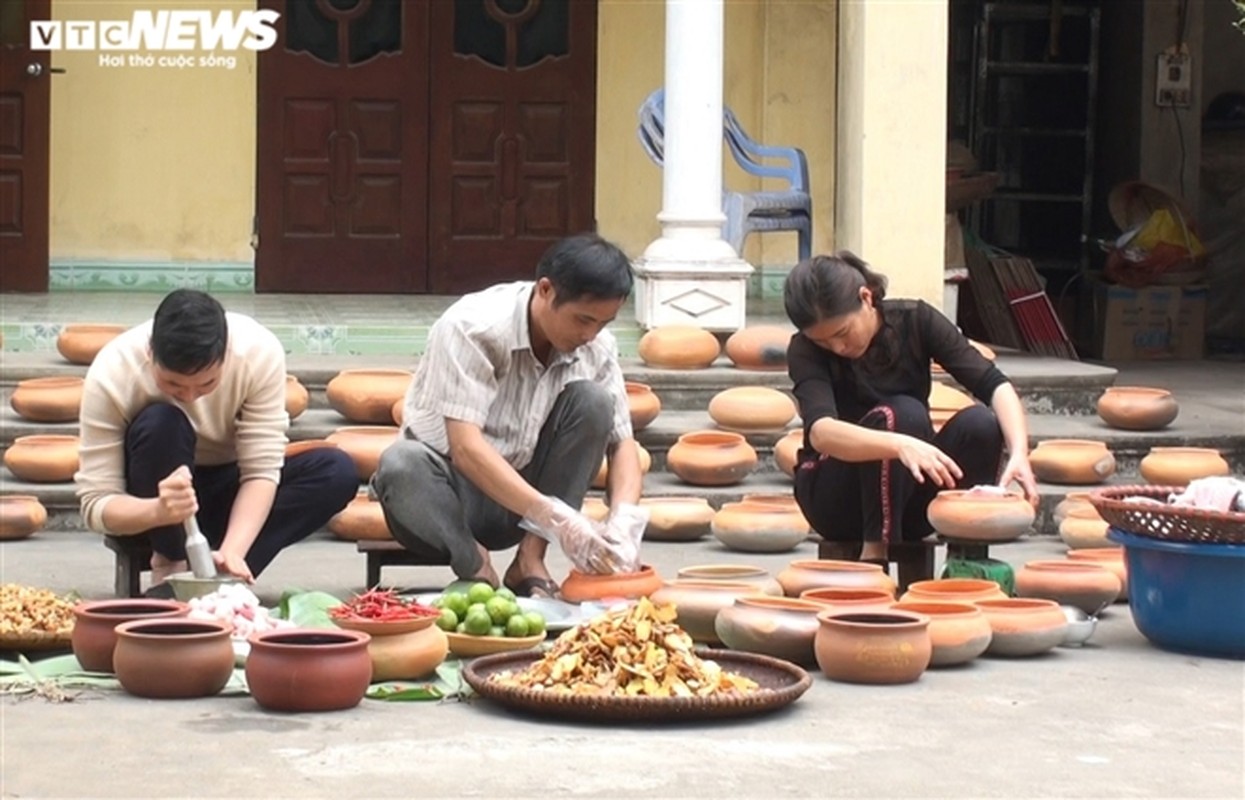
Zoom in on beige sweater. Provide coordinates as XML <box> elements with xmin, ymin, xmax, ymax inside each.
<box><xmin>75</xmin><ymin>312</ymin><xmax>288</xmax><ymax>533</ymax></box>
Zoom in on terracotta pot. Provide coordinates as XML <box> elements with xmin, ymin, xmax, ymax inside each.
<box><xmin>246</xmin><ymin>629</ymin><xmax>373</xmax><ymax>712</ymax></box>
<box><xmin>639</xmin><ymin>497</ymin><xmax>714</xmax><ymax>541</ymax></box>
<box><xmin>326</xmin><ymin>369</ymin><xmax>413</xmax><ymax>424</ymax></box>
<box><xmin>285</xmin><ymin>375</ymin><xmax>309</xmax><ymax>420</ymax></box>
<box><xmin>391</xmin><ymin>397</ymin><xmax>404</xmax><ymax>426</ymax></box>
<box><xmin>799</xmin><ymin>587</ymin><xmax>895</xmax><ymax>613</ymax></box>
<box><xmin>560</xmin><ymin>564</ymin><xmax>664</xmax><ymax>603</ymax></box>
<box><xmin>591</xmin><ymin>442</ymin><xmax>651</xmax><ymax>489</ymax></box>
<box><xmin>71</xmin><ymin>599</ymin><xmax>189</xmax><ymax>672</ymax></box>
<box><xmin>666</xmin><ymin>430</ymin><xmax>757</xmax><ymax>486</ymax></box>
<box><xmin>284</xmin><ymin>439</ymin><xmax>338</xmax><ymax>459</ymax></box>
<box><xmin>1014</xmin><ymin>560</ymin><xmax>1121</xmax><ymax>615</ymax></box>
<box><xmin>0</xmin><ymin>495</ymin><xmax>48</xmax><ymax>540</ymax></box>
<box><xmin>899</xmin><ymin>578</ymin><xmax>1007</xmax><ymax>605</ymax></box>
<box><xmin>715</xmin><ymin>596</ymin><xmax>822</xmax><ymax>664</ymax></box>
<box><xmin>326</xmin><ymin>425</ymin><xmax>399</xmax><ymax>480</ymax></box>
<box><xmin>674</xmin><ymin>564</ymin><xmax>783</xmax><ymax>596</ymax></box>
<box><xmin>777</xmin><ymin>559</ymin><xmax>897</xmax><ymax>599</ymax></box>
<box><xmin>929</xmin><ymin>382</ymin><xmax>975</xmax><ymax>411</ymax></box>
<box><xmin>1052</xmin><ymin>492</ymin><xmax>1094</xmax><ymax>528</ymax></box>
<box><xmin>889</xmin><ymin>601</ymin><xmax>992</xmax><ymax>667</ymax></box>
<box><xmin>926</xmin><ymin>489</ymin><xmax>1035</xmax><ymax>542</ymax></box>
<box><xmin>974</xmin><ymin>598</ymin><xmax>1068</xmax><ymax>657</ymax></box>
<box><xmin>366</xmin><ymin>622</ymin><xmax>448</xmax><ymax>682</ymax></box>
<box><xmin>708</xmin><ymin>386</ymin><xmax>796</xmax><ymax>432</ymax></box>
<box><xmin>813</xmin><ymin>610</ymin><xmax>932</xmax><ymax>685</ymax></box>
<box><xmin>650</xmin><ymin>581</ymin><xmax>762</xmax><ymax>644</ymax></box>
<box><xmin>10</xmin><ymin>376</ymin><xmax>84</xmax><ymax>423</ymax></box>
<box><xmin>1096</xmin><ymin>386</ymin><xmax>1179</xmax><ymax>430</ymax></box>
<box><xmin>56</xmin><ymin>324</ymin><xmax>127</xmax><ymax>365</ymax></box>
<box><xmin>1138</xmin><ymin>446</ymin><xmax>1230</xmax><ymax>486</ymax></box>
<box><xmin>625</xmin><ymin>382</ymin><xmax>661</xmax><ymax>432</ymax></box>
<box><xmin>327</xmin><ymin>491</ymin><xmax>392</xmax><ymax>541</ymax></box>
<box><xmin>773</xmin><ymin>430</ymin><xmax>802</xmax><ymax>479</ymax></box>
<box><xmin>723</xmin><ymin>325</ymin><xmax>792</xmax><ymax>371</ymax></box>
<box><xmin>1066</xmin><ymin>548</ymin><xmax>1128</xmax><ymax>601</ymax></box>
<box><xmin>112</xmin><ymin>619</ymin><xmax>234</xmax><ymax>698</ymax></box>
<box><xmin>637</xmin><ymin>325</ymin><xmax>721</xmax><ymax>369</ymax></box>
<box><xmin>3</xmin><ymin>435</ymin><xmax>80</xmax><ymax>482</ymax></box>
<box><xmin>1028</xmin><ymin>439</ymin><xmax>1116</xmax><ymax>485</ymax></box>
<box><xmin>969</xmin><ymin>340</ymin><xmax>997</xmax><ymax>361</ymax></box>
<box><xmin>1058</xmin><ymin>506</ymin><xmax>1111</xmax><ymax>550</ymax></box>
<box><xmin>581</xmin><ymin>497</ymin><xmax>609</xmax><ymax>523</ymax></box>
<box><xmin>711</xmin><ymin>501</ymin><xmax>808</xmax><ymax>553</ymax></box>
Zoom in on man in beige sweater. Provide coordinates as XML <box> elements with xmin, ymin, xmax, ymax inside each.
<box><xmin>75</xmin><ymin>289</ymin><xmax>357</xmax><ymax>595</ymax></box>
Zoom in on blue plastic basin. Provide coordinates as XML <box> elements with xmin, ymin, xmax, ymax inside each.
<box><xmin>1108</xmin><ymin>528</ymin><xmax>1245</xmax><ymax>659</ymax></box>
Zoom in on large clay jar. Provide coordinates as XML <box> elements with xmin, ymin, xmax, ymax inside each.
<box><xmin>0</xmin><ymin>495</ymin><xmax>48</xmax><ymax>540</ymax></box>
<box><xmin>337</xmin><ymin>617</ymin><xmax>448</xmax><ymax>682</ymax></box>
<box><xmin>715</xmin><ymin>596</ymin><xmax>822</xmax><ymax>664</ymax></box>
<box><xmin>708</xmin><ymin>386</ymin><xmax>796</xmax><ymax>433</ymax></box>
<box><xmin>724</xmin><ymin>325</ymin><xmax>792</xmax><ymax>371</ymax></box>
<box><xmin>560</xmin><ymin>565</ymin><xmax>663</xmax><ymax>603</ymax></box>
<box><xmin>889</xmin><ymin>601</ymin><xmax>992</xmax><ymax>667</ymax></box>
<box><xmin>899</xmin><ymin>578</ymin><xmax>1007</xmax><ymax>605</ymax></box>
<box><xmin>926</xmin><ymin>489</ymin><xmax>1035</xmax><ymax>542</ymax></box>
<box><xmin>1014</xmin><ymin>560</ymin><xmax>1121</xmax><ymax>616</ymax></box>
<box><xmin>327</xmin><ymin>491</ymin><xmax>392</xmax><ymax>540</ymax></box>
<box><xmin>625</xmin><ymin>382</ymin><xmax>661</xmax><ymax>432</ymax></box>
<box><xmin>591</xmin><ymin>442</ymin><xmax>652</xmax><ymax>489</ymax></box>
<box><xmin>246</xmin><ymin>629</ymin><xmax>373</xmax><ymax>712</ymax></box>
<box><xmin>1052</xmin><ymin>492</ymin><xmax>1094</xmax><ymax>528</ymax></box>
<box><xmin>112</xmin><ymin>619</ymin><xmax>234</xmax><ymax>698</ymax></box>
<box><xmin>711</xmin><ymin>501</ymin><xmax>809</xmax><ymax>553</ymax></box>
<box><xmin>326</xmin><ymin>369</ymin><xmax>413</xmax><ymax>424</ymax></box>
<box><xmin>640</xmin><ymin>497</ymin><xmax>714</xmax><ymax>542</ymax></box>
<box><xmin>666</xmin><ymin>431</ymin><xmax>757</xmax><ymax>486</ymax></box>
<box><xmin>675</xmin><ymin>564</ymin><xmax>783</xmax><ymax>596</ymax></box>
<box><xmin>3</xmin><ymin>435</ymin><xmax>80</xmax><ymax>482</ymax></box>
<box><xmin>10</xmin><ymin>377</ymin><xmax>84</xmax><ymax>423</ymax></box>
<box><xmin>391</xmin><ymin>397</ymin><xmax>404</xmax><ymax>426</ymax></box>
<box><xmin>326</xmin><ymin>425</ymin><xmax>399</xmax><ymax>480</ymax></box>
<box><xmin>56</xmin><ymin>324</ymin><xmax>127</xmax><ymax>365</ymax></box>
<box><xmin>799</xmin><ymin>587</ymin><xmax>895</xmax><ymax>613</ymax></box>
<box><xmin>777</xmin><ymin>559</ymin><xmax>897</xmax><ymax>599</ymax></box>
<box><xmin>71</xmin><ymin>599</ymin><xmax>189</xmax><ymax>672</ymax></box>
<box><xmin>1067</xmin><ymin>548</ymin><xmax>1128</xmax><ymax>601</ymax></box>
<box><xmin>637</xmin><ymin>325</ymin><xmax>721</xmax><ymax>369</ymax></box>
<box><xmin>1096</xmin><ymin>386</ymin><xmax>1179</xmax><ymax>430</ymax></box>
<box><xmin>650</xmin><ymin>581</ymin><xmax>762</xmax><ymax>643</ymax></box>
<box><xmin>813</xmin><ymin>610</ymin><xmax>932</xmax><ymax>685</ymax></box>
<box><xmin>285</xmin><ymin>375</ymin><xmax>310</xmax><ymax>420</ymax></box>
<box><xmin>1058</xmin><ymin>505</ymin><xmax>1111</xmax><ymax>550</ymax></box>
<box><xmin>773</xmin><ymin>430</ymin><xmax>802</xmax><ymax>479</ymax></box>
<box><xmin>974</xmin><ymin>598</ymin><xmax>1068</xmax><ymax>657</ymax></box>
<box><xmin>1138</xmin><ymin>446</ymin><xmax>1230</xmax><ymax>486</ymax></box>
<box><xmin>1028</xmin><ymin>439</ymin><xmax>1116</xmax><ymax>485</ymax></box>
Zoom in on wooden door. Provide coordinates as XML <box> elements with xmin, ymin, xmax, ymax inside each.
<box><xmin>0</xmin><ymin>0</ymin><xmax>51</xmax><ymax>293</ymax></box>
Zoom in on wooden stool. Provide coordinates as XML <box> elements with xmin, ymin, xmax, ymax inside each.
<box><xmin>356</xmin><ymin>539</ymin><xmax>451</xmax><ymax>588</ymax></box>
<box><xmin>103</xmin><ymin>535</ymin><xmax>153</xmax><ymax>598</ymax></box>
<box><xmin>816</xmin><ymin>539</ymin><xmax>938</xmax><ymax>593</ymax></box>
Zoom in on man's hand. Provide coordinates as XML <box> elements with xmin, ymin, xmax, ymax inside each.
<box><xmin>156</xmin><ymin>465</ymin><xmax>198</xmax><ymax>526</ymax></box>
<box><xmin>521</xmin><ymin>496</ymin><xmax>616</xmax><ymax>574</ymax></box>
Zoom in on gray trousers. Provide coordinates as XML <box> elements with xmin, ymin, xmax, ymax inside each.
<box><xmin>371</xmin><ymin>380</ymin><xmax>613</xmax><ymax>578</ymax></box>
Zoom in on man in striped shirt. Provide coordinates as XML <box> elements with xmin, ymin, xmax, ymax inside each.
<box><xmin>373</xmin><ymin>234</ymin><xmax>643</xmax><ymax>598</ymax></box>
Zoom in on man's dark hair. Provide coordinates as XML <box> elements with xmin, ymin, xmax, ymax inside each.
<box><xmin>535</xmin><ymin>233</ymin><xmax>634</xmax><ymax>306</ymax></box>
<box><xmin>150</xmin><ymin>289</ymin><xmax>228</xmax><ymax>374</ymax></box>
<box><xmin>783</xmin><ymin>251</ymin><xmax>889</xmax><ymax>330</ymax></box>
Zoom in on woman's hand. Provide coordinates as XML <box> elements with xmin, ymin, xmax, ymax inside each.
<box><xmin>999</xmin><ymin>451</ymin><xmax>1040</xmax><ymax>507</ymax></box>
<box><xmin>894</xmin><ymin>435</ymin><xmax>963</xmax><ymax>488</ymax></box>
<box><xmin>213</xmin><ymin>549</ymin><xmax>255</xmax><ymax>583</ymax></box>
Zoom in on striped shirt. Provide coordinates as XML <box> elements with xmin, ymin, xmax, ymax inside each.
<box><xmin>402</xmin><ymin>281</ymin><xmax>632</xmax><ymax>469</ymax></box>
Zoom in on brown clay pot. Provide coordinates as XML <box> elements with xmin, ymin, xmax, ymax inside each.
<box><xmin>899</xmin><ymin>578</ymin><xmax>1007</xmax><ymax>605</ymax></box>
<box><xmin>650</xmin><ymin>580</ymin><xmax>762</xmax><ymax>643</ymax></box>
<box><xmin>639</xmin><ymin>497</ymin><xmax>714</xmax><ymax>541</ymax></box>
<box><xmin>71</xmin><ymin>599</ymin><xmax>189</xmax><ymax>672</ymax></box>
<box><xmin>625</xmin><ymin>382</ymin><xmax>661</xmax><ymax>432</ymax></box>
<box><xmin>364</xmin><ymin>621</ymin><xmax>448</xmax><ymax>682</ymax></box>
<box><xmin>715</xmin><ymin>596</ymin><xmax>822</xmax><ymax>664</ymax></box>
<box><xmin>0</xmin><ymin>495</ymin><xmax>48</xmax><ymax>540</ymax></box>
<box><xmin>1014</xmin><ymin>560</ymin><xmax>1121</xmax><ymax>615</ymax></box>
<box><xmin>777</xmin><ymin>559</ymin><xmax>897</xmax><ymax>599</ymax></box>
<box><xmin>285</xmin><ymin>375</ymin><xmax>310</xmax><ymax>420</ymax></box>
<box><xmin>799</xmin><ymin>587</ymin><xmax>895</xmax><ymax>613</ymax></box>
<box><xmin>666</xmin><ymin>430</ymin><xmax>757</xmax><ymax>486</ymax></box>
<box><xmin>10</xmin><ymin>377</ymin><xmax>84</xmax><ymax>423</ymax></box>
<box><xmin>3</xmin><ymin>435</ymin><xmax>80</xmax><ymax>482</ymax></box>
<box><xmin>637</xmin><ymin>325</ymin><xmax>721</xmax><ymax>369</ymax></box>
<box><xmin>1058</xmin><ymin>505</ymin><xmax>1111</xmax><ymax>550</ymax></box>
<box><xmin>711</xmin><ymin>500</ymin><xmax>809</xmax><ymax>553</ymax></box>
<box><xmin>708</xmin><ymin>386</ymin><xmax>796</xmax><ymax>432</ymax></box>
<box><xmin>391</xmin><ymin>397</ymin><xmax>404</xmax><ymax>426</ymax></box>
<box><xmin>591</xmin><ymin>442</ymin><xmax>652</xmax><ymax>489</ymax></box>
<box><xmin>974</xmin><ymin>598</ymin><xmax>1068</xmax><ymax>657</ymax></box>
<box><xmin>581</xmin><ymin>497</ymin><xmax>610</xmax><ymax>523</ymax></box>
<box><xmin>674</xmin><ymin>564</ymin><xmax>783</xmax><ymax>596</ymax></box>
<box><xmin>56</xmin><ymin>324</ymin><xmax>127</xmax><ymax>365</ymax></box>
<box><xmin>1066</xmin><ymin>548</ymin><xmax>1128</xmax><ymax>600</ymax></box>
<box><xmin>1096</xmin><ymin>386</ymin><xmax>1179</xmax><ymax>431</ymax></box>
<box><xmin>773</xmin><ymin>430</ymin><xmax>802</xmax><ymax>479</ymax></box>
<box><xmin>929</xmin><ymin>382</ymin><xmax>975</xmax><ymax>411</ymax></box>
<box><xmin>284</xmin><ymin>439</ymin><xmax>338</xmax><ymax>459</ymax></box>
<box><xmin>327</xmin><ymin>491</ymin><xmax>392</xmax><ymax>541</ymax></box>
<box><xmin>813</xmin><ymin>610</ymin><xmax>932</xmax><ymax>685</ymax></box>
<box><xmin>326</xmin><ymin>425</ymin><xmax>399</xmax><ymax>480</ymax></box>
<box><xmin>112</xmin><ymin>619</ymin><xmax>235</xmax><ymax>698</ymax></box>
<box><xmin>1138</xmin><ymin>446</ymin><xmax>1230</xmax><ymax>486</ymax></box>
<box><xmin>1052</xmin><ymin>491</ymin><xmax>1094</xmax><ymax>528</ymax></box>
<box><xmin>560</xmin><ymin>564</ymin><xmax>664</xmax><ymax>603</ymax></box>
<box><xmin>1028</xmin><ymin>439</ymin><xmax>1116</xmax><ymax>485</ymax></box>
<box><xmin>246</xmin><ymin>629</ymin><xmax>373</xmax><ymax>712</ymax></box>
<box><xmin>926</xmin><ymin>489</ymin><xmax>1035</xmax><ymax>542</ymax></box>
<box><xmin>326</xmin><ymin>369</ymin><xmax>413</xmax><ymax>424</ymax></box>
<box><xmin>889</xmin><ymin>600</ymin><xmax>992</xmax><ymax>667</ymax></box>
<box><xmin>723</xmin><ymin>325</ymin><xmax>792</xmax><ymax>371</ymax></box>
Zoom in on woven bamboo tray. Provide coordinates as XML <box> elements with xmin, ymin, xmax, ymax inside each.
<box><xmin>0</xmin><ymin>629</ymin><xmax>73</xmax><ymax>652</ymax></box>
<box><xmin>1089</xmin><ymin>486</ymin><xmax>1245</xmax><ymax>545</ymax></box>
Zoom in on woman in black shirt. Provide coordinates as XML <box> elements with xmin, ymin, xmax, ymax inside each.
<box><xmin>784</xmin><ymin>252</ymin><xmax>1038</xmax><ymax>565</ymax></box>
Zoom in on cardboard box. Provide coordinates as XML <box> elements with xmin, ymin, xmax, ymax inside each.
<box><xmin>1092</xmin><ymin>281</ymin><xmax>1207</xmax><ymax>360</ymax></box>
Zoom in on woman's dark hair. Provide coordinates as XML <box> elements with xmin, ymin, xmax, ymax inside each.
<box><xmin>150</xmin><ymin>289</ymin><xmax>228</xmax><ymax>374</ymax></box>
<box><xmin>535</xmin><ymin>233</ymin><xmax>634</xmax><ymax>306</ymax></box>
<box><xmin>783</xmin><ymin>251</ymin><xmax>888</xmax><ymax>330</ymax></box>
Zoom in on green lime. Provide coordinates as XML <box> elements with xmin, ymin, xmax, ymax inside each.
<box><xmin>485</xmin><ymin>596</ymin><xmax>512</xmax><ymax>625</ymax></box>
<box><xmin>504</xmin><ymin>614</ymin><xmax>530</xmax><ymax>638</ymax></box>
<box><xmin>443</xmin><ymin>592</ymin><xmax>470</xmax><ymax>618</ymax></box>
<box><xmin>463</xmin><ymin>609</ymin><xmax>493</xmax><ymax>636</ymax></box>
<box><xmin>523</xmin><ymin>611</ymin><xmax>546</xmax><ymax>636</ymax></box>
<box><xmin>489</xmin><ymin>625</ymin><xmax>506</xmax><ymax>638</ymax></box>
<box><xmin>467</xmin><ymin>602</ymin><xmax>488</xmax><ymax>620</ymax></box>
<box><xmin>436</xmin><ymin>608</ymin><xmax>458</xmax><ymax>632</ymax></box>
<box><xmin>495</xmin><ymin>587</ymin><xmax>517</xmax><ymax>602</ymax></box>
<box><xmin>467</xmin><ymin>582</ymin><xmax>495</xmax><ymax>605</ymax></box>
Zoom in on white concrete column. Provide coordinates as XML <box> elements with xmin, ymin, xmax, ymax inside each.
<box><xmin>632</xmin><ymin>0</ymin><xmax>753</xmax><ymax>331</ymax></box>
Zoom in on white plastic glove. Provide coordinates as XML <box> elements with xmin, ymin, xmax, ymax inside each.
<box><xmin>520</xmin><ymin>496</ymin><xmax>616</xmax><ymax>574</ymax></box>
<box><xmin>602</xmin><ymin>503</ymin><xmax>649</xmax><ymax>574</ymax></box>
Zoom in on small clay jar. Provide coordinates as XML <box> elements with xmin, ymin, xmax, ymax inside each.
<box><xmin>3</xmin><ymin>435</ymin><xmax>81</xmax><ymax>482</ymax></box>
<box><xmin>1052</xmin><ymin>492</ymin><xmax>1094</xmax><ymax>528</ymax></box>
<box><xmin>711</xmin><ymin>500</ymin><xmax>809</xmax><ymax>553</ymax></box>
<box><xmin>581</xmin><ymin>497</ymin><xmax>610</xmax><ymax>523</ymax></box>
<box><xmin>650</xmin><ymin>581</ymin><xmax>762</xmax><ymax>643</ymax></box>
<box><xmin>899</xmin><ymin>578</ymin><xmax>1007</xmax><ymax>605</ymax></box>
<box><xmin>675</xmin><ymin>564</ymin><xmax>783</xmax><ymax>596</ymax></box>
<box><xmin>798</xmin><ymin>587</ymin><xmax>895</xmax><ymax>613</ymax></box>
<box><xmin>112</xmin><ymin>619</ymin><xmax>235</xmax><ymax>698</ymax></box>
<box><xmin>723</xmin><ymin>325</ymin><xmax>792</xmax><ymax>371</ymax></box>
<box><xmin>889</xmin><ymin>600</ymin><xmax>992</xmax><ymax>667</ymax></box>
<box><xmin>10</xmin><ymin>376</ymin><xmax>84</xmax><ymax>423</ymax></box>
<box><xmin>285</xmin><ymin>375</ymin><xmax>310</xmax><ymax>420</ymax></box>
<box><xmin>1058</xmin><ymin>505</ymin><xmax>1111</xmax><ymax>550</ymax></box>
<box><xmin>327</xmin><ymin>491</ymin><xmax>392</xmax><ymax>541</ymax></box>
<box><xmin>715</xmin><ymin>596</ymin><xmax>822</xmax><ymax>664</ymax></box>
<box><xmin>591</xmin><ymin>443</ymin><xmax>652</xmax><ymax>489</ymax></box>
<box><xmin>56</xmin><ymin>324</ymin><xmax>127</xmax><ymax>365</ymax></box>
<box><xmin>560</xmin><ymin>565</ymin><xmax>664</xmax><ymax>603</ymax></box>
<box><xmin>326</xmin><ymin>426</ymin><xmax>400</xmax><ymax>480</ymax></box>
<box><xmin>813</xmin><ymin>610</ymin><xmax>932</xmax><ymax>685</ymax></box>
<box><xmin>325</xmin><ymin>369</ymin><xmax>414</xmax><ymax>424</ymax></box>
<box><xmin>1028</xmin><ymin>439</ymin><xmax>1116</xmax><ymax>485</ymax></box>
<box><xmin>926</xmin><ymin>489</ymin><xmax>1036</xmax><ymax>542</ymax></box>
<box><xmin>332</xmin><ymin>616</ymin><xmax>448</xmax><ymax>682</ymax></box>
<box><xmin>708</xmin><ymin>386</ymin><xmax>796</xmax><ymax>433</ymax></box>
<box><xmin>929</xmin><ymin>382</ymin><xmax>975</xmax><ymax>412</ymax></box>
<box><xmin>391</xmin><ymin>397</ymin><xmax>404</xmax><ymax>426</ymax></box>
<box><xmin>247</xmin><ymin>629</ymin><xmax>373</xmax><ymax>712</ymax></box>
<box><xmin>625</xmin><ymin>382</ymin><xmax>661</xmax><ymax>432</ymax></box>
<box><xmin>777</xmin><ymin>559</ymin><xmax>897</xmax><ymax>599</ymax></box>
<box><xmin>1066</xmin><ymin>548</ymin><xmax>1128</xmax><ymax>601</ymax></box>
<box><xmin>1014</xmin><ymin>560</ymin><xmax>1121</xmax><ymax>616</ymax></box>
<box><xmin>640</xmin><ymin>497</ymin><xmax>714</xmax><ymax>542</ymax></box>
<box><xmin>974</xmin><ymin>598</ymin><xmax>1068</xmax><ymax>657</ymax></box>
<box><xmin>666</xmin><ymin>430</ymin><xmax>757</xmax><ymax>486</ymax></box>
<box><xmin>773</xmin><ymin>430</ymin><xmax>802</xmax><ymax>479</ymax></box>
<box><xmin>284</xmin><ymin>439</ymin><xmax>338</xmax><ymax>459</ymax></box>
<box><xmin>0</xmin><ymin>495</ymin><xmax>48</xmax><ymax>540</ymax></box>
<box><xmin>637</xmin><ymin>325</ymin><xmax>721</xmax><ymax>369</ymax></box>
<box><xmin>1096</xmin><ymin>386</ymin><xmax>1179</xmax><ymax>431</ymax></box>
<box><xmin>71</xmin><ymin>599</ymin><xmax>189</xmax><ymax>672</ymax></box>
<box><xmin>1138</xmin><ymin>446</ymin><xmax>1230</xmax><ymax>486</ymax></box>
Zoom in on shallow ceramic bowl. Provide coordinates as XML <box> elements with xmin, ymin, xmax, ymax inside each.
<box><xmin>332</xmin><ymin>614</ymin><xmax>439</xmax><ymax>636</ymax></box>
<box><xmin>444</xmin><ymin>631</ymin><xmax>546</xmax><ymax>659</ymax></box>
<box><xmin>1060</xmin><ymin>606</ymin><xmax>1098</xmax><ymax>647</ymax></box>
<box><xmin>165</xmin><ymin>571</ymin><xmax>246</xmax><ymax>601</ymax></box>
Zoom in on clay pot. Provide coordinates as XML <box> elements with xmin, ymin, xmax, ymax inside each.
<box><xmin>391</xmin><ymin>397</ymin><xmax>404</xmax><ymax>426</ymax></box>
<box><xmin>889</xmin><ymin>601</ymin><xmax>992</xmax><ymax>667</ymax></box>
<box><xmin>327</xmin><ymin>491</ymin><xmax>392</xmax><ymax>541</ymax></box>
<box><xmin>711</xmin><ymin>500</ymin><xmax>809</xmax><ymax>553</ymax></box>
<box><xmin>3</xmin><ymin>435</ymin><xmax>80</xmax><ymax>482</ymax></box>
<box><xmin>625</xmin><ymin>382</ymin><xmax>661</xmax><ymax>432</ymax></box>
<box><xmin>71</xmin><ymin>599</ymin><xmax>189</xmax><ymax>672</ymax></box>
<box><xmin>1138</xmin><ymin>446</ymin><xmax>1230</xmax><ymax>486</ymax></box>
<box><xmin>1014</xmin><ymin>560</ymin><xmax>1121</xmax><ymax>615</ymax></box>
<box><xmin>715</xmin><ymin>596</ymin><xmax>822</xmax><ymax>664</ymax></box>
<box><xmin>0</xmin><ymin>495</ymin><xmax>48</xmax><ymax>540</ymax></box>
<box><xmin>639</xmin><ymin>497</ymin><xmax>714</xmax><ymax>541</ymax></box>
<box><xmin>591</xmin><ymin>442</ymin><xmax>652</xmax><ymax>489</ymax></box>
<box><xmin>666</xmin><ymin>430</ymin><xmax>757</xmax><ymax>486</ymax></box>
<box><xmin>777</xmin><ymin>559</ymin><xmax>897</xmax><ymax>599</ymax></box>
<box><xmin>974</xmin><ymin>598</ymin><xmax>1068</xmax><ymax>657</ymax></box>
<box><xmin>284</xmin><ymin>439</ymin><xmax>338</xmax><ymax>459</ymax></box>
<box><xmin>708</xmin><ymin>386</ymin><xmax>796</xmax><ymax>432</ymax></box>
<box><xmin>929</xmin><ymin>382</ymin><xmax>975</xmax><ymax>412</ymax></box>
<box><xmin>637</xmin><ymin>325</ymin><xmax>721</xmax><ymax>369</ymax></box>
<box><xmin>326</xmin><ymin>369</ymin><xmax>413</xmax><ymax>424</ymax></box>
<box><xmin>926</xmin><ymin>489</ymin><xmax>1036</xmax><ymax>542</ymax></box>
<box><xmin>560</xmin><ymin>564</ymin><xmax>664</xmax><ymax>603</ymax></box>
<box><xmin>650</xmin><ymin>581</ymin><xmax>762</xmax><ymax>644</ymax></box>
<box><xmin>10</xmin><ymin>376</ymin><xmax>84</xmax><ymax>423</ymax></box>
<box><xmin>326</xmin><ymin>425</ymin><xmax>399</xmax><ymax>480</ymax></box>
<box><xmin>246</xmin><ymin>629</ymin><xmax>373</xmax><ymax>712</ymax></box>
<box><xmin>581</xmin><ymin>497</ymin><xmax>610</xmax><ymax>523</ymax></box>
<box><xmin>799</xmin><ymin>587</ymin><xmax>895</xmax><ymax>612</ymax></box>
<box><xmin>674</xmin><ymin>564</ymin><xmax>783</xmax><ymax>596</ymax></box>
<box><xmin>361</xmin><ymin>620</ymin><xmax>448</xmax><ymax>682</ymax></box>
<box><xmin>1058</xmin><ymin>505</ymin><xmax>1111</xmax><ymax>550</ymax></box>
<box><xmin>285</xmin><ymin>375</ymin><xmax>309</xmax><ymax>420</ymax></box>
<box><xmin>899</xmin><ymin>578</ymin><xmax>1007</xmax><ymax>605</ymax></box>
<box><xmin>1096</xmin><ymin>386</ymin><xmax>1179</xmax><ymax>431</ymax></box>
<box><xmin>723</xmin><ymin>326</ymin><xmax>792</xmax><ymax>371</ymax></box>
<box><xmin>773</xmin><ymin>430</ymin><xmax>802</xmax><ymax>479</ymax></box>
<box><xmin>112</xmin><ymin>619</ymin><xmax>235</xmax><ymax>698</ymax></box>
<box><xmin>1066</xmin><ymin>548</ymin><xmax>1128</xmax><ymax>601</ymax></box>
<box><xmin>813</xmin><ymin>610</ymin><xmax>932</xmax><ymax>684</ymax></box>
<box><xmin>1028</xmin><ymin>439</ymin><xmax>1116</xmax><ymax>485</ymax></box>
<box><xmin>56</xmin><ymin>324</ymin><xmax>127</xmax><ymax>365</ymax></box>
<box><xmin>1052</xmin><ymin>492</ymin><xmax>1094</xmax><ymax>529</ymax></box>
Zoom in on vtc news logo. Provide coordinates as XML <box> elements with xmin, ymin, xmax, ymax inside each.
<box><xmin>31</xmin><ymin>9</ymin><xmax>280</xmax><ymax>51</ymax></box>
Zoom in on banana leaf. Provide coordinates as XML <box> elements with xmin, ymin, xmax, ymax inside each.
<box><xmin>271</xmin><ymin>589</ymin><xmax>343</xmax><ymax>629</ymax></box>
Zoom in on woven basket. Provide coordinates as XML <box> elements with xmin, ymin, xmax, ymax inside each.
<box><xmin>0</xmin><ymin>628</ymin><xmax>73</xmax><ymax>652</ymax></box>
<box><xmin>1089</xmin><ymin>486</ymin><xmax>1245</xmax><ymax>545</ymax></box>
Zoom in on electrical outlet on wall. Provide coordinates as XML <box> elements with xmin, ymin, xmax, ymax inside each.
<box><xmin>1155</xmin><ymin>52</ymin><xmax>1192</xmax><ymax>108</ymax></box>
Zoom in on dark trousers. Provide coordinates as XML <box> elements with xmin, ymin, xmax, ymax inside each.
<box><xmin>794</xmin><ymin>395</ymin><xmax>1003</xmax><ymax>545</ymax></box>
<box><xmin>125</xmin><ymin>403</ymin><xmax>358</xmax><ymax>576</ymax></box>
